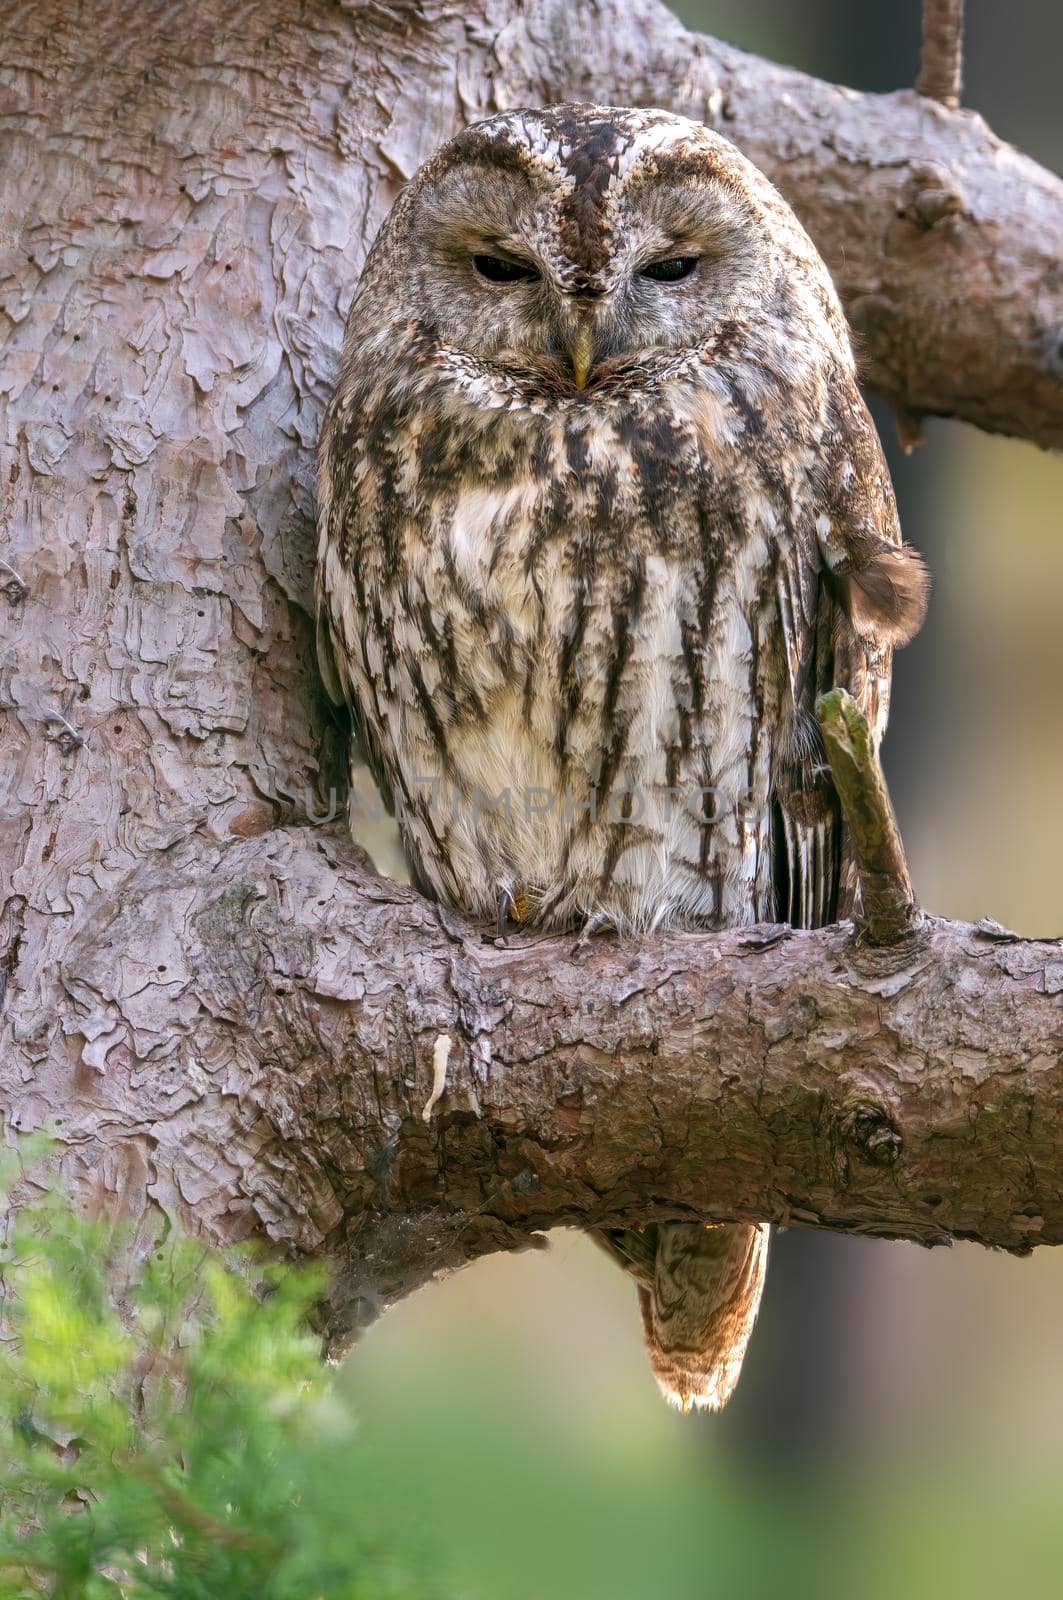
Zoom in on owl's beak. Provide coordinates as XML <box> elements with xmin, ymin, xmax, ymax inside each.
<box><xmin>568</xmin><ymin>326</ymin><xmax>594</xmax><ymax>389</ymax></box>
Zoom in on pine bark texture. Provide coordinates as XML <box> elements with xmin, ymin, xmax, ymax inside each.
<box><xmin>2</xmin><ymin>0</ymin><xmax>1061</xmax><ymax>1329</ymax></box>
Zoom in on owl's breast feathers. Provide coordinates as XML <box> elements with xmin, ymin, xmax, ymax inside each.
<box><xmin>318</xmin><ymin>324</ymin><xmax>921</xmax><ymax>934</ymax></box>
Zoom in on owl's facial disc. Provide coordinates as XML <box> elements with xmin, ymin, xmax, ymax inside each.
<box><xmin>401</xmin><ymin>113</ymin><xmax>767</xmax><ymax>398</ymax></box>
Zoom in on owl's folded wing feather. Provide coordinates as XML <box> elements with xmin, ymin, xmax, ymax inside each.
<box><xmin>315</xmin><ymin>426</ymin><xmax>400</xmax><ymax>829</ymax></box>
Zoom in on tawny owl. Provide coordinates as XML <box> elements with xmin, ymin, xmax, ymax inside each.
<box><xmin>316</xmin><ymin>105</ymin><xmax>927</xmax><ymax>1412</ymax></box>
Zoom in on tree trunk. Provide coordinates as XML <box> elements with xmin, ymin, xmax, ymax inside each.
<box><xmin>2</xmin><ymin>0</ymin><xmax>1061</xmax><ymax>1337</ymax></box>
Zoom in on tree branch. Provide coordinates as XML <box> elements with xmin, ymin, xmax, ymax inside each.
<box><xmin>54</xmin><ymin>828</ymin><xmax>1063</xmax><ymax>1348</ymax></box>
<box><xmin>917</xmin><ymin>0</ymin><xmax>966</xmax><ymax>109</ymax></box>
<box><xmin>3</xmin><ymin>0</ymin><xmax>1063</xmax><ymax>1341</ymax></box>
<box><xmin>494</xmin><ymin>0</ymin><xmax>1063</xmax><ymax>447</ymax></box>
<box><xmin>817</xmin><ymin>690</ymin><xmax>922</xmax><ymax>946</ymax></box>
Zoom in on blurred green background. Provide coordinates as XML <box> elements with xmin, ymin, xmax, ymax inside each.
<box><xmin>341</xmin><ymin>6</ymin><xmax>1063</xmax><ymax>1595</ymax></box>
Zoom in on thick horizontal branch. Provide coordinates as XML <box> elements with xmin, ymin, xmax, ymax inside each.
<box><xmin>499</xmin><ymin>0</ymin><xmax>1063</xmax><ymax>447</ymax></box>
<box><xmin>56</xmin><ymin>827</ymin><xmax>1063</xmax><ymax>1349</ymax></box>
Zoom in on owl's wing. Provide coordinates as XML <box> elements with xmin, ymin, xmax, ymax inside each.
<box><xmin>315</xmin><ymin>604</ymin><xmax>346</xmax><ymax>709</ymax></box>
<box><xmin>773</xmin><ymin>377</ymin><xmax>928</xmax><ymax>930</ymax></box>
<box><xmin>314</xmin><ymin>436</ymin><xmax>401</xmax><ymax>831</ymax></box>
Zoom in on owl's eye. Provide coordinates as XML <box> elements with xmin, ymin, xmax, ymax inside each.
<box><xmin>641</xmin><ymin>256</ymin><xmax>699</xmax><ymax>283</ymax></box>
<box><xmin>473</xmin><ymin>254</ymin><xmax>539</xmax><ymax>284</ymax></box>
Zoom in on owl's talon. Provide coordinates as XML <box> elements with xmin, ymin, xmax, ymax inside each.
<box><xmin>496</xmin><ymin>887</ymin><xmax>515</xmax><ymax>941</ymax></box>
<box><xmin>571</xmin><ymin>912</ymin><xmax>617</xmax><ymax>955</ymax></box>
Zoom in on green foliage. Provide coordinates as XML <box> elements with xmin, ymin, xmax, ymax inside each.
<box><xmin>0</xmin><ymin>1141</ymin><xmax>457</xmax><ymax>1600</ymax></box>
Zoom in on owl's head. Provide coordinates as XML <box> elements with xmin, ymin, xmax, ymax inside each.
<box><xmin>351</xmin><ymin>104</ymin><xmax>849</xmax><ymax>400</ymax></box>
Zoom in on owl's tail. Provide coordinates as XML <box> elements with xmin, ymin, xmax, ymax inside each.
<box><xmin>596</xmin><ymin>1221</ymin><xmax>769</xmax><ymax>1413</ymax></box>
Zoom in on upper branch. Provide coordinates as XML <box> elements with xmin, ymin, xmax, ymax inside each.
<box><xmin>495</xmin><ymin>0</ymin><xmax>1063</xmax><ymax>447</ymax></box>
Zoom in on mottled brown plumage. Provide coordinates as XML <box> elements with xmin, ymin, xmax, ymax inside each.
<box><xmin>316</xmin><ymin>105</ymin><xmax>927</xmax><ymax>1411</ymax></box>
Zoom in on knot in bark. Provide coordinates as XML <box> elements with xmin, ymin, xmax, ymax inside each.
<box><xmin>840</xmin><ymin>1101</ymin><xmax>903</xmax><ymax>1167</ymax></box>
<box><xmin>901</xmin><ymin>164</ymin><xmax>966</xmax><ymax>229</ymax></box>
